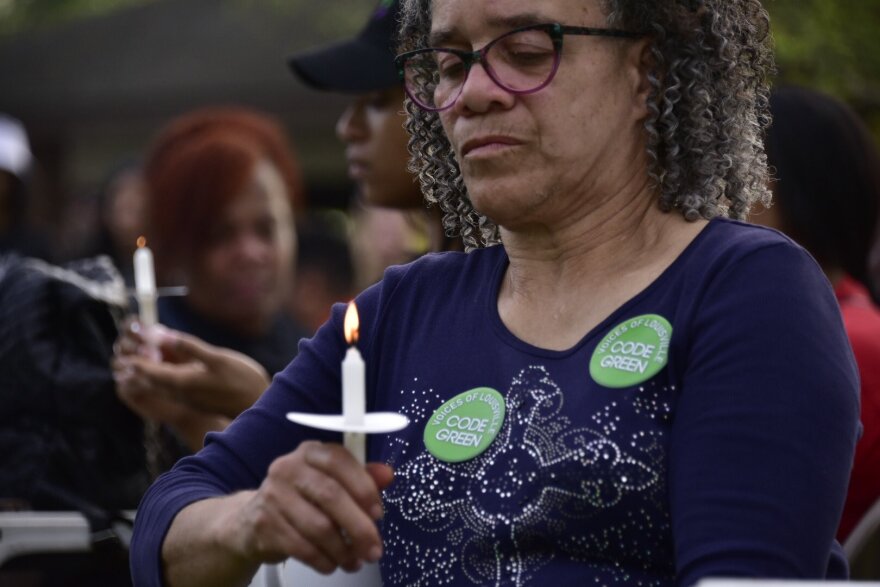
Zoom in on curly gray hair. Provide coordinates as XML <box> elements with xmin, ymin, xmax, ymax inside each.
<box><xmin>398</xmin><ymin>0</ymin><xmax>775</xmax><ymax>250</ymax></box>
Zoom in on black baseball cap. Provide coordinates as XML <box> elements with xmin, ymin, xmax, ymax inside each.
<box><xmin>288</xmin><ymin>0</ymin><xmax>402</xmax><ymax>93</ymax></box>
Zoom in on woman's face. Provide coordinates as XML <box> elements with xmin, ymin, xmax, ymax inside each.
<box><xmin>104</xmin><ymin>169</ymin><xmax>147</xmax><ymax>253</ymax></box>
<box><xmin>187</xmin><ymin>159</ymin><xmax>296</xmax><ymax>336</ymax></box>
<box><xmin>431</xmin><ymin>0</ymin><xmax>650</xmax><ymax>229</ymax></box>
<box><xmin>336</xmin><ymin>86</ymin><xmax>422</xmax><ymax>209</ymax></box>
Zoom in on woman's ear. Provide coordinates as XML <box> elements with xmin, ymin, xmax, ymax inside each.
<box><xmin>627</xmin><ymin>38</ymin><xmax>655</xmax><ymax>121</ymax></box>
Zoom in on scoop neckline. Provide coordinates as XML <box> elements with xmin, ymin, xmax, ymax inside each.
<box><xmin>485</xmin><ymin>217</ymin><xmax>720</xmax><ymax>358</ymax></box>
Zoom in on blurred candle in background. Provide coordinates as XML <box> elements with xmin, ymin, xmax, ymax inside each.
<box><xmin>134</xmin><ymin>236</ymin><xmax>158</xmax><ymax>328</ymax></box>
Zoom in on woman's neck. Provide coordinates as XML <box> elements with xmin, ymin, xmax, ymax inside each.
<box><xmin>501</xmin><ymin>179</ymin><xmax>663</xmax><ymax>284</ymax></box>
<box><xmin>497</xmin><ymin>187</ymin><xmax>707</xmax><ymax>351</ymax></box>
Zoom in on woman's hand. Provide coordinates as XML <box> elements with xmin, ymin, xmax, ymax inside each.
<box><xmin>112</xmin><ymin>320</ymin><xmax>262</xmax><ymax>450</ymax></box>
<box><xmin>112</xmin><ymin>321</ymin><xmax>198</xmax><ymax>427</ymax></box>
<box><xmin>233</xmin><ymin>442</ymin><xmax>392</xmax><ymax>572</ymax></box>
<box><xmin>113</xmin><ymin>354</ymin><xmax>199</xmax><ymax>426</ymax></box>
<box><xmin>113</xmin><ymin>321</ymin><xmax>270</xmax><ymax>419</ymax></box>
<box><xmin>163</xmin><ymin>443</ymin><xmax>394</xmax><ymax>586</ymax></box>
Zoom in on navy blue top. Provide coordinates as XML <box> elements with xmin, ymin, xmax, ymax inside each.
<box><xmin>131</xmin><ymin>219</ymin><xmax>860</xmax><ymax>587</ymax></box>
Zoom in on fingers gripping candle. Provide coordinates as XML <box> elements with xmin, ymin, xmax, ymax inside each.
<box><xmin>343</xmin><ymin>302</ymin><xmax>366</xmax><ymax>464</ymax></box>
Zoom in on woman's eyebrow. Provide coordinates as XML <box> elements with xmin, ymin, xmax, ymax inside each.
<box><xmin>428</xmin><ymin>28</ymin><xmax>457</xmax><ymax>46</ymax></box>
<box><xmin>428</xmin><ymin>13</ymin><xmax>552</xmax><ymax>46</ymax></box>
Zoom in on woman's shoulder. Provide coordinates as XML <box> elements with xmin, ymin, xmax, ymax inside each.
<box><xmin>689</xmin><ymin>217</ymin><xmax>820</xmax><ymax>279</ymax></box>
<box><xmin>379</xmin><ymin>245</ymin><xmax>505</xmax><ymax>289</ymax></box>
<box><xmin>665</xmin><ymin>217</ymin><xmax>837</xmax><ymax>334</ymax></box>
<box><xmin>700</xmin><ymin>216</ymin><xmax>803</xmax><ymax>257</ymax></box>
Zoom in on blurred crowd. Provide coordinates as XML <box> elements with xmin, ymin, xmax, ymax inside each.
<box><xmin>0</xmin><ymin>3</ymin><xmax>457</xmax><ymax>584</ymax></box>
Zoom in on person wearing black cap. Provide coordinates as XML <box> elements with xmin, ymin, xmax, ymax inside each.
<box><xmin>289</xmin><ymin>0</ymin><xmax>457</xmax><ymax>253</ymax></box>
<box><xmin>289</xmin><ymin>0</ymin><xmax>401</xmax><ymax>94</ymax></box>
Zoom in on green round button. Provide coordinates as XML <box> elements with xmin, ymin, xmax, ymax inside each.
<box><xmin>424</xmin><ymin>387</ymin><xmax>506</xmax><ymax>463</ymax></box>
<box><xmin>590</xmin><ymin>314</ymin><xmax>673</xmax><ymax>388</ymax></box>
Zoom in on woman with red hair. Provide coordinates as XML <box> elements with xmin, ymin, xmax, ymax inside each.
<box><xmin>114</xmin><ymin>107</ymin><xmax>307</xmax><ymax>458</ymax></box>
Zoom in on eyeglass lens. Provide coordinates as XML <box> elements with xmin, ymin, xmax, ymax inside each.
<box><xmin>404</xmin><ymin>27</ymin><xmax>559</xmax><ymax>111</ymax></box>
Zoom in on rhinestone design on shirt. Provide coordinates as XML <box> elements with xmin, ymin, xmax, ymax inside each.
<box><xmin>382</xmin><ymin>365</ymin><xmax>672</xmax><ymax>586</ymax></box>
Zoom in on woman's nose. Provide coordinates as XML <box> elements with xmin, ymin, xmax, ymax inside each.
<box><xmin>453</xmin><ymin>61</ymin><xmax>515</xmax><ymax>115</ymax></box>
<box><xmin>336</xmin><ymin>102</ymin><xmax>368</xmax><ymax>143</ymax></box>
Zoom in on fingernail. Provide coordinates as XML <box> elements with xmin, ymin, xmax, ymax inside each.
<box><xmin>368</xmin><ymin>546</ymin><xmax>382</xmax><ymax>562</ymax></box>
<box><xmin>371</xmin><ymin>504</ymin><xmax>383</xmax><ymax>520</ymax></box>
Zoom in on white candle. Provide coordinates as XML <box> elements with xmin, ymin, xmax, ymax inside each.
<box><xmin>342</xmin><ymin>302</ymin><xmax>366</xmax><ymax>464</ymax></box>
<box><xmin>134</xmin><ymin>236</ymin><xmax>158</xmax><ymax>328</ymax></box>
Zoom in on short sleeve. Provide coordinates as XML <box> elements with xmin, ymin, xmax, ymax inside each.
<box><xmin>670</xmin><ymin>243</ymin><xmax>860</xmax><ymax>585</ymax></box>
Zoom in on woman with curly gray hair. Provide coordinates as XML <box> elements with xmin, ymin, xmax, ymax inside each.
<box><xmin>130</xmin><ymin>1</ymin><xmax>859</xmax><ymax>586</ymax></box>
<box><xmin>398</xmin><ymin>0</ymin><xmax>775</xmax><ymax>249</ymax></box>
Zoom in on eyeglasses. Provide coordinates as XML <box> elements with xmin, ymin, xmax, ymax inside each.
<box><xmin>395</xmin><ymin>23</ymin><xmax>644</xmax><ymax>112</ymax></box>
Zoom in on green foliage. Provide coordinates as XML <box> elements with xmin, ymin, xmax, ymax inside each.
<box><xmin>766</xmin><ymin>0</ymin><xmax>880</xmax><ymax>134</ymax></box>
<box><xmin>0</xmin><ymin>0</ymin><xmax>151</xmax><ymax>36</ymax></box>
<box><xmin>0</xmin><ymin>0</ymin><xmax>371</xmax><ymax>39</ymax></box>
<box><xmin>2</xmin><ymin>0</ymin><xmax>878</xmax><ymax>131</ymax></box>
<box><xmin>242</xmin><ymin>0</ymin><xmax>370</xmax><ymax>37</ymax></box>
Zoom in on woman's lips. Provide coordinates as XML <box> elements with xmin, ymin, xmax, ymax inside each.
<box><xmin>460</xmin><ymin>136</ymin><xmax>523</xmax><ymax>158</ymax></box>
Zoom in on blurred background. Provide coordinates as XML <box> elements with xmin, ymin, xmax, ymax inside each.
<box><xmin>0</xmin><ymin>0</ymin><xmax>878</xmax><ymax>262</ymax></box>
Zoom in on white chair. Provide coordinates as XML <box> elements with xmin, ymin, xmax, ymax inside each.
<box><xmin>0</xmin><ymin>510</ymin><xmax>134</xmax><ymax>566</ymax></box>
<box><xmin>0</xmin><ymin>512</ymin><xmax>381</xmax><ymax>586</ymax></box>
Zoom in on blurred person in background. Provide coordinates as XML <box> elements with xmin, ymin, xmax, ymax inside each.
<box><xmin>113</xmin><ymin>106</ymin><xmax>308</xmax><ymax>459</ymax></box>
<box><xmin>0</xmin><ymin>113</ymin><xmax>52</xmax><ymax>260</ymax></box>
<box><xmin>82</xmin><ymin>159</ymin><xmax>147</xmax><ymax>286</ymax></box>
<box><xmin>118</xmin><ymin>0</ymin><xmax>450</xmax><ymax>464</ymax></box>
<box><xmin>348</xmin><ymin>203</ymin><xmax>426</xmax><ymax>289</ymax></box>
<box><xmin>290</xmin><ymin>212</ymin><xmax>356</xmax><ymax>335</ymax></box>
<box><xmin>0</xmin><ymin>144</ymin><xmax>147</xmax><ymax>586</ymax></box>
<box><xmin>289</xmin><ymin>0</ymin><xmax>461</xmax><ymax>280</ymax></box>
<box><xmin>752</xmin><ymin>85</ymin><xmax>880</xmax><ymax>542</ymax></box>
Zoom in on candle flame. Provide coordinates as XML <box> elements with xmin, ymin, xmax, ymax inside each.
<box><xmin>344</xmin><ymin>301</ymin><xmax>359</xmax><ymax>344</ymax></box>
<box><xmin>136</xmin><ymin>236</ymin><xmax>147</xmax><ymax>248</ymax></box>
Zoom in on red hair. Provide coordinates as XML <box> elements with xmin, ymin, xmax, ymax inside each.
<box><xmin>144</xmin><ymin>107</ymin><xmax>303</xmax><ymax>280</ymax></box>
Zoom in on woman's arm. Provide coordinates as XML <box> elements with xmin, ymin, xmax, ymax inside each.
<box><xmin>130</xmin><ymin>273</ymin><xmax>407</xmax><ymax>587</ymax></box>
<box><xmin>671</xmin><ymin>244</ymin><xmax>860</xmax><ymax>585</ymax></box>
<box><xmin>160</xmin><ymin>492</ymin><xmax>260</xmax><ymax>587</ymax></box>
